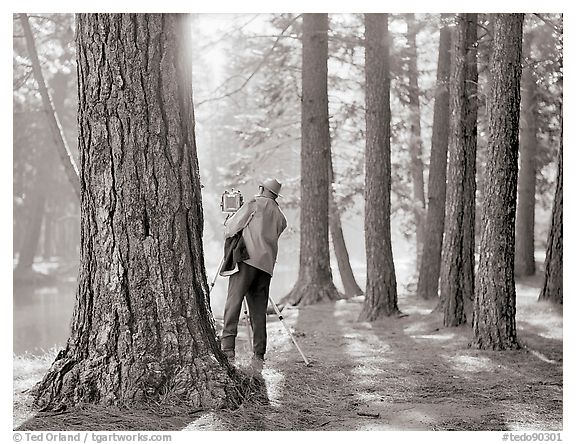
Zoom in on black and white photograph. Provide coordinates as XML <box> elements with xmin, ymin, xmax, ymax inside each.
<box><xmin>8</xmin><ymin>2</ymin><xmax>568</xmax><ymax>438</ymax></box>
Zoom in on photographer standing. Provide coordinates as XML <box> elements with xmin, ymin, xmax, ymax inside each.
<box><xmin>220</xmin><ymin>178</ymin><xmax>287</xmax><ymax>370</ymax></box>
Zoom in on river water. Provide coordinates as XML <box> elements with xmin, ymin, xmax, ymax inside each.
<box><xmin>12</xmin><ymin>265</ymin><xmax>305</xmax><ymax>356</ymax></box>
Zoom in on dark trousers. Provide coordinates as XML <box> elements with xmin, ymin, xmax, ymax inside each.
<box><xmin>221</xmin><ymin>262</ymin><xmax>271</xmax><ymax>358</ymax></box>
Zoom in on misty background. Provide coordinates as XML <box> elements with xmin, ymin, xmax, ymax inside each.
<box><xmin>12</xmin><ymin>13</ymin><xmax>561</xmax><ymax>356</ymax></box>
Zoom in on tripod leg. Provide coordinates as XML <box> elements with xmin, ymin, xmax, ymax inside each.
<box><xmin>242</xmin><ymin>298</ymin><xmax>253</xmax><ymax>353</ymax></box>
<box><xmin>208</xmin><ymin>255</ymin><xmax>225</xmax><ymax>295</ymax></box>
<box><xmin>268</xmin><ymin>297</ymin><xmax>311</xmax><ymax>366</ymax></box>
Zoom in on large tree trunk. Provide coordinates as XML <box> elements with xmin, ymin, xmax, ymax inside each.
<box><xmin>405</xmin><ymin>13</ymin><xmax>426</xmax><ymax>264</ymax></box>
<box><xmin>439</xmin><ymin>13</ymin><xmax>478</xmax><ymax>326</ymax></box>
<box><xmin>19</xmin><ymin>13</ymin><xmax>81</xmax><ymax>200</ymax></box>
<box><xmin>359</xmin><ymin>13</ymin><xmax>400</xmax><ymax>321</ymax></box>
<box><xmin>539</xmin><ymin>117</ymin><xmax>562</xmax><ymax>304</ymax></box>
<box><xmin>282</xmin><ymin>14</ymin><xmax>340</xmax><ymax>306</ymax></box>
<box><xmin>329</xmin><ymin>155</ymin><xmax>363</xmax><ymax>298</ymax></box>
<box><xmin>515</xmin><ymin>32</ymin><xmax>537</xmax><ymax>276</ymax></box>
<box><xmin>460</xmin><ymin>15</ymin><xmax>479</xmax><ymax>309</ymax></box>
<box><xmin>417</xmin><ymin>14</ymin><xmax>452</xmax><ymax>301</ymax></box>
<box><xmin>474</xmin><ymin>16</ymin><xmax>493</xmax><ymax>218</ymax></box>
<box><xmin>471</xmin><ymin>13</ymin><xmax>524</xmax><ymax>350</ymax></box>
<box><xmin>33</xmin><ymin>14</ymin><xmax>249</xmax><ymax>410</ymax></box>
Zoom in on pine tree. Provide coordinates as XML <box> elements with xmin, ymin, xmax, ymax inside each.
<box><xmin>33</xmin><ymin>13</ymin><xmax>249</xmax><ymax>409</ymax></box>
<box><xmin>539</xmin><ymin>115</ymin><xmax>563</xmax><ymax>304</ymax></box>
<box><xmin>417</xmin><ymin>14</ymin><xmax>452</xmax><ymax>300</ymax></box>
<box><xmin>440</xmin><ymin>13</ymin><xmax>478</xmax><ymax>326</ymax></box>
<box><xmin>329</xmin><ymin>155</ymin><xmax>363</xmax><ymax>297</ymax></box>
<box><xmin>283</xmin><ymin>13</ymin><xmax>340</xmax><ymax>305</ymax></box>
<box><xmin>515</xmin><ymin>31</ymin><xmax>537</xmax><ymax>276</ymax></box>
<box><xmin>359</xmin><ymin>13</ymin><xmax>400</xmax><ymax>321</ymax></box>
<box><xmin>405</xmin><ymin>13</ymin><xmax>426</xmax><ymax>262</ymax></box>
<box><xmin>472</xmin><ymin>13</ymin><xmax>524</xmax><ymax>350</ymax></box>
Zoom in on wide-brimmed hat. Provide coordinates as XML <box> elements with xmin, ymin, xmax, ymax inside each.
<box><xmin>260</xmin><ymin>178</ymin><xmax>283</xmax><ymax>197</ymax></box>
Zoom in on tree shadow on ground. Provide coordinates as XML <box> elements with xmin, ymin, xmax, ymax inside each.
<box><xmin>376</xmin><ymin>294</ymin><xmax>563</xmax><ymax>431</ymax></box>
<box><xmin>186</xmin><ymin>300</ymin><xmax>363</xmax><ymax>430</ymax></box>
<box><xmin>516</xmin><ymin>320</ymin><xmax>563</xmax><ymax>360</ymax></box>
<box><xmin>349</xmin><ymin>300</ymin><xmax>513</xmax><ymax>430</ymax></box>
<box><xmin>16</xmin><ymin>404</ymin><xmax>206</xmax><ymax>431</ymax></box>
<box><xmin>15</xmin><ymin>289</ymin><xmax>562</xmax><ymax>431</ymax></box>
<box><xmin>182</xmin><ymin>291</ymin><xmax>563</xmax><ymax>431</ymax></box>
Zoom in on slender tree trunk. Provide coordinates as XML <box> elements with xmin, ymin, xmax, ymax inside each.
<box><xmin>461</xmin><ymin>15</ymin><xmax>479</xmax><ymax>309</ymax></box>
<box><xmin>329</xmin><ymin>155</ymin><xmax>363</xmax><ymax>297</ymax></box>
<box><xmin>40</xmin><ymin>73</ymin><xmax>69</xmax><ymax>262</ymax></box>
<box><xmin>15</xmin><ymin>133</ymin><xmax>54</xmax><ymax>276</ymax></box>
<box><xmin>515</xmin><ymin>32</ymin><xmax>537</xmax><ymax>276</ymax></box>
<box><xmin>471</xmin><ymin>13</ymin><xmax>524</xmax><ymax>350</ymax></box>
<box><xmin>539</xmin><ymin>117</ymin><xmax>562</xmax><ymax>304</ymax></box>
<box><xmin>359</xmin><ymin>13</ymin><xmax>399</xmax><ymax>321</ymax></box>
<box><xmin>282</xmin><ymin>14</ymin><xmax>340</xmax><ymax>306</ymax></box>
<box><xmin>19</xmin><ymin>13</ymin><xmax>81</xmax><ymax>200</ymax></box>
<box><xmin>405</xmin><ymin>13</ymin><xmax>426</xmax><ymax>265</ymax></box>
<box><xmin>33</xmin><ymin>14</ymin><xmax>250</xmax><ymax>410</ymax></box>
<box><xmin>14</xmin><ymin>180</ymin><xmax>47</xmax><ymax>275</ymax></box>
<box><xmin>475</xmin><ymin>16</ymin><xmax>493</xmax><ymax>216</ymax></box>
<box><xmin>14</xmin><ymin>48</ymin><xmax>70</xmax><ymax>275</ymax></box>
<box><xmin>439</xmin><ymin>13</ymin><xmax>478</xmax><ymax>326</ymax></box>
<box><xmin>42</xmin><ymin>208</ymin><xmax>53</xmax><ymax>259</ymax></box>
<box><xmin>417</xmin><ymin>14</ymin><xmax>452</xmax><ymax>300</ymax></box>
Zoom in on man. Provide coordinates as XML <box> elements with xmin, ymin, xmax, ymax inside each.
<box><xmin>220</xmin><ymin>178</ymin><xmax>287</xmax><ymax>370</ymax></box>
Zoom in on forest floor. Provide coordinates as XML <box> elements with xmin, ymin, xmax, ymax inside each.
<box><xmin>14</xmin><ymin>274</ymin><xmax>563</xmax><ymax>431</ymax></box>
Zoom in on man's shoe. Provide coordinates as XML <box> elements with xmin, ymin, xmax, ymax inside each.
<box><xmin>250</xmin><ymin>354</ymin><xmax>264</xmax><ymax>372</ymax></box>
<box><xmin>223</xmin><ymin>350</ymin><xmax>235</xmax><ymax>366</ymax></box>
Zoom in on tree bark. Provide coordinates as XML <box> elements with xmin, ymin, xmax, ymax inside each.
<box><xmin>471</xmin><ymin>13</ymin><xmax>524</xmax><ymax>350</ymax></box>
<box><xmin>417</xmin><ymin>14</ymin><xmax>452</xmax><ymax>301</ymax></box>
<box><xmin>19</xmin><ymin>13</ymin><xmax>81</xmax><ymax>200</ymax></box>
<box><xmin>515</xmin><ymin>32</ymin><xmax>537</xmax><ymax>276</ymax></box>
<box><xmin>329</xmin><ymin>155</ymin><xmax>363</xmax><ymax>298</ymax></box>
<box><xmin>282</xmin><ymin>14</ymin><xmax>340</xmax><ymax>306</ymax></box>
<box><xmin>359</xmin><ymin>13</ymin><xmax>400</xmax><ymax>321</ymax></box>
<box><xmin>475</xmin><ymin>16</ymin><xmax>493</xmax><ymax>214</ymax></box>
<box><xmin>33</xmin><ymin>13</ymin><xmax>249</xmax><ymax>410</ymax></box>
<box><xmin>539</xmin><ymin>117</ymin><xmax>562</xmax><ymax>304</ymax></box>
<box><xmin>440</xmin><ymin>13</ymin><xmax>478</xmax><ymax>326</ymax></box>
<box><xmin>460</xmin><ymin>15</ymin><xmax>479</xmax><ymax>309</ymax></box>
<box><xmin>405</xmin><ymin>13</ymin><xmax>426</xmax><ymax>265</ymax></box>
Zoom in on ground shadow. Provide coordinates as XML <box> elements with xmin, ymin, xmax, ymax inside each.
<box><xmin>14</xmin><ymin>285</ymin><xmax>562</xmax><ymax>431</ymax></box>
<box><xmin>16</xmin><ymin>404</ymin><xmax>205</xmax><ymax>431</ymax></box>
<box><xmin>374</xmin><ymin>293</ymin><xmax>563</xmax><ymax>430</ymax></box>
<box><xmin>189</xmin><ymin>300</ymin><xmax>364</xmax><ymax>430</ymax></box>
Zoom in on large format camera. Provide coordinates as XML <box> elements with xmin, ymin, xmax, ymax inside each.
<box><xmin>220</xmin><ymin>189</ymin><xmax>244</xmax><ymax>213</ymax></box>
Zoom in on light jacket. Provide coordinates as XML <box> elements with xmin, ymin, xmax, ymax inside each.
<box><xmin>224</xmin><ymin>195</ymin><xmax>287</xmax><ymax>276</ymax></box>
